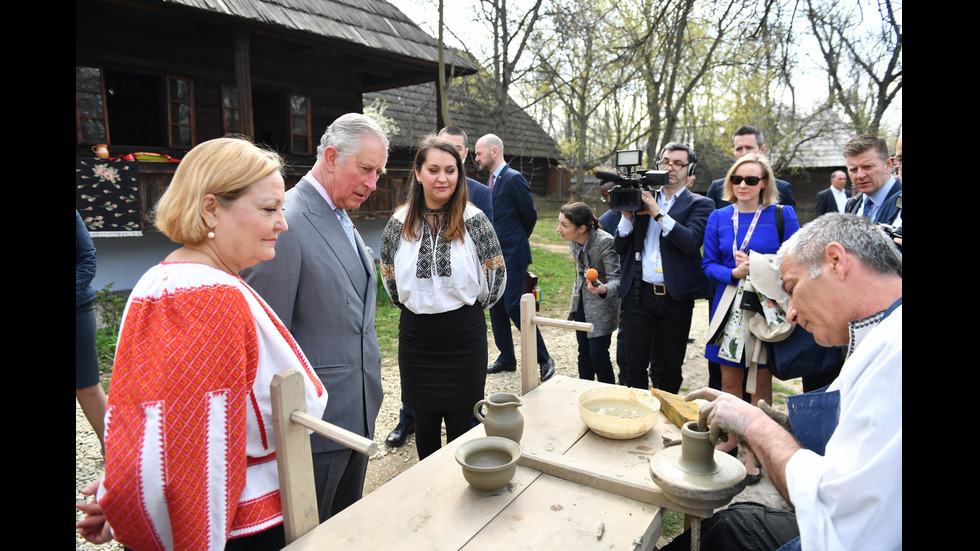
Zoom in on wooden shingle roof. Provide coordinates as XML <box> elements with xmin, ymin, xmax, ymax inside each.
<box><xmin>165</xmin><ymin>0</ymin><xmax>478</xmax><ymax>79</ymax></box>
<box><xmin>366</xmin><ymin>80</ymin><xmax>561</xmax><ymax>160</ymax></box>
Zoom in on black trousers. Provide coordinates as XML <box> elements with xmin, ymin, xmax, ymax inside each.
<box><xmin>622</xmin><ymin>282</ymin><xmax>694</xmax><ymax>393</ymax></box>
<box><xmin>661</xmin><ymin>502</ymin><xmax>800</xmax><ymax>550</ymax></box>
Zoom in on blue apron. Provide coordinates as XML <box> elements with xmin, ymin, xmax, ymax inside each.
<box><xmin>775</xmin><ymin>298</ymin><xmax>901</xmax><ymax>551</ymax></box>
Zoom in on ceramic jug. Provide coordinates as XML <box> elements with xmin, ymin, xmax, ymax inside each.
<box><xmin>474</xmin><ymin>392</ymin><xmax>524</xmax><ymax>444</ymax></box>
<box><xmin>92</xmin><ymin>144</ymin><xmax>109</xmax><ymax>159</ymax></box>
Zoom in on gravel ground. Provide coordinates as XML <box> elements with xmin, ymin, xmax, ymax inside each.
<box><xmin>76</xmin><ymin>299</ymin><xmax>800</xmax><ymax>549</ymax></box>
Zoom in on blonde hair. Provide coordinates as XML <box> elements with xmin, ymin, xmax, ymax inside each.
<box><xmin>154</xmin><ymin>138</ymin><xmax>283</xmax><ymax>244</ymax></box>
<box><xmin>722</xmin><ymin>153</ymin><xmax>780</xmax><ymax>207</ymax></box>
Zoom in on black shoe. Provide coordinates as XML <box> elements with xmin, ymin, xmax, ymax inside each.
<box><xmin>745</xmin><ymin>472</ymin><xmax>762</xmax><ymax>485</ymax></box>
<box><xmin>385</xmin><ymin>423</ymin><xmax>415</xmax><ymax>447</ymax></box>
<box><xmin>539</xmin><ymin>358</ymin><xmax>555</xmax><ymax>382</ymax></box>
<box><xmin>487</xmin><ymin>359</ymin><xmax>517</xmax><ymax>374</ymax></box>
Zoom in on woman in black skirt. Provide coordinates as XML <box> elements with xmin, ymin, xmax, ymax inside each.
<box><xmin>380</xmin><ymin>136</ymin><xmax>506</xmax><ymax>460</ymax></box>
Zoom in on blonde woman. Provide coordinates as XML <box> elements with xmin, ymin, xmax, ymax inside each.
<box><xmin>701</xmin><ymin>153</ymin><xmax>799</xmax><ymax>484</ymax></box>
<box><xmin>76</xmin><ymin>138</ymin><xmax>327</xmax><ymax>550</ymax></box>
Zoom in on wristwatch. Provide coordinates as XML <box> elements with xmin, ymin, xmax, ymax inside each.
<box><xmin>654</xmin><ymin>212</ymin><xmax>664</xmax><ymax>222</ymax></box>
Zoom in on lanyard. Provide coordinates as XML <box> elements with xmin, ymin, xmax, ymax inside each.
<box><xmin>731</xmin><ymin>205</ymin><xmax>764</xmax><ymax>257</ymax></box>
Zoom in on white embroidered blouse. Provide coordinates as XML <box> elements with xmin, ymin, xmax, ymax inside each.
<box><xmin>380</xmin><ymin>203</ymin><xmax>506</xmax><ymax>315</ymax></box>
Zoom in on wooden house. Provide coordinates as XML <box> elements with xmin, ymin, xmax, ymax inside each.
<box><xmin>364</xmin><ymin>80</ymin><xmax>564</xmax><ymax>197</ymax></box>
<box><xmin>76</xmin><ymin>0</ymin><xmax>478</xmax><ymax>290</ymax></box>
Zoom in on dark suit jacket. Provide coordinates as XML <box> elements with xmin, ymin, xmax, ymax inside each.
<box><xmin>845</xmin><ymin>180</ymin><xmax>903</xmax><ymax>224</ymax></box>
<box><xmin>490</xmin><ymin>163</ymin><xmax>536</xmax><ymax>268</ymax></box>
<box><xmin>613</xmin><ymin>189</ymin><xmax>714</xmax><ymax>301</ymax></box>
<box><xmin>814</xmin><ymin>187</ymin><xmax>844</xmax><ymax>218</ymax></box>
<box><xmin>707</xmin><ymin>177</ymin><xmax>796</xmax><ymax>210</ymax></box>
<box><xmin>466</xmin><ymin>176</ymin><xmax>493</xmax><ymax>223</ymax></box>
<box><xmin>242</xmin><ymin>177</ymin><xmax>383</xmax><ymax>455</ymax></box>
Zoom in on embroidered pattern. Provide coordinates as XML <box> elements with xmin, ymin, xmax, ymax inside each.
<box><xmin>380</xmin><ymin>218</ymin><xmax>403</xmax><ymax>304</ymax></box>
<box><xmin>466</xmin><ymin>212</ymin><xmax>506</xmax><ymax>308</ymax></box>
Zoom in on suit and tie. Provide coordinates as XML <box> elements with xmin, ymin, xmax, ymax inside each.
<box><xmin>845</xmin><ymin>178</ymin><xmax>903</xmax><ymax>224</ymax></box>
<box><xmin>242</xmin><ymin>175</ymin><xmax>383</xmax><ymax>522</ymax></box>
<box><xmin>814</xmin><ymin>187</ymin><xmax>847</xmax><ymax>218</ymax></box>
<box><xmin>467</xmin><ymin>176</ymin><xmax>493</xmax><ymax>222</ymax></box>
<box><xmin>488</xmin><ymin>163</ymin><xmax>552</xmax><ymax>367</ymax></box>
<box><xmin>614</xmin><ymin>188</ymin><xmax>714</xmax><ymax>392</ymax></box>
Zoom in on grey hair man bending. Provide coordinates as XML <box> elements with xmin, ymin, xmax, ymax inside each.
<box><xmin>664</xmin><ymin>214</ymin><xmax>902</xmax><ymax>551</ymax></box>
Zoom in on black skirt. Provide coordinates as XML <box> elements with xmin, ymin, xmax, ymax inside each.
<box><xmin>398</xmin><ymin>303</ymin><xmax>488</xmax><ymax>411</ymax></box>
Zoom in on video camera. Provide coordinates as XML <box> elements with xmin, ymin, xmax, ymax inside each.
<box><xmin>596</xmin><ymin>149</ymin><xmax>669</xmax><ymax>212</ymax></box>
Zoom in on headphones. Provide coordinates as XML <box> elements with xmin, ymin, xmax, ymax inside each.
<box><xmin>662</xmin><ymin>142</ymin><xmax>697</xmax><ymax>177</ymax></box>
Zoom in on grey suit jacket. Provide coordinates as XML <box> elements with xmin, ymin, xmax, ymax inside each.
<box><xmin>242</xmin><ymin>176</ymin><xmax>383</xmax><ymax>454</ymax></box>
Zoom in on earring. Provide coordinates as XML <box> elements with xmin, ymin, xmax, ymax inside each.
<box><xmin>207</xmin><ymin>227</ymin><xmax>215</xmax><ymax>239</ymax></box>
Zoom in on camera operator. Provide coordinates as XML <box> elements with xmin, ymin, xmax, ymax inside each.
<box><xmin>614</xmin><ymin>142</ymin><xmax>714</xmax><ymax>392</ymax></box>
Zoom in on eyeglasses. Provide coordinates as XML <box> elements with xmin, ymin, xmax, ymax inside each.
<box><xmin>890</xmin><ymin>155</ymin><xmax>902</xmax><ymax>168</ymax></box>
<box><xmin>729</xmin><ymin>174</ymin><xmax>764</xmax><ymax>186</ymax></box>
<box><xmin>659</xmin><ymin>159</ymin><xmax>690</xmax><ymax>170</ymax></box>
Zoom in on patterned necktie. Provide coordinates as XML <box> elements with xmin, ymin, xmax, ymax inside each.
<box><xmin>335</xmin><ymin>208</ymin><xmax>358</xmax><ymax>253</ymax></box>
<box><xmin>489</xmin><ymin>173</ymin><xmax>495</xmax><ymax>191</ymax></box>
<box><xmin>861</xmin><ymin>196</ymin><xmax>874</xmax><ymax>219</ymax></box>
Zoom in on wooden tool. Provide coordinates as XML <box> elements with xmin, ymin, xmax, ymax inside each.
<box><xmin>651</xmin><ymin>388</ymin><xmax>700</xmax><ymax>429</ymax></box>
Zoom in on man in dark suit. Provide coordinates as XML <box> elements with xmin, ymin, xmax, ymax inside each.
<box><xmin>706</xmin><ymin>125</ymin><xmax>796</xmax><ymax>210</ymax></box>
<box><xmin>614</xmin><ymin>142</ymin><xmax>713</xmax><ymax>392</ymax></box>
<box><xmin>843</xmin><ymin>134</ymin><xmax>902</xmax><ymax>225</ymax></box>
<box><xmin>814</xmin><ymin>170</ymin><xmax>849</xmax><ymax>218</ymax></box>
<box><xmin>384</xmin><ymin>125</ymin><xmax>495</xmax><ymax>448</ymax></box>
<box><xmin>475</xmin><ymin>133</ymin><xmax>555</xmax><ymax>382</ymax></box>
<box><xmin>242</xmin><ymin>113</ymin><xmax>387</xmax><ymax>522</ymax></box>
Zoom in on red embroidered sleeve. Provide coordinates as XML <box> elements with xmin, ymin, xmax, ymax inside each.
<box><xmin>102</xmin><ymin>285</ymin><xmax>258</xmax><ymax>551</ymax></box>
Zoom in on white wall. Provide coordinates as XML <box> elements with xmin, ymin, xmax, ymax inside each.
<box><xmin>90</xmin><ymin>218</ymin><xmax>389</xmax><ymax>292</ymax></box>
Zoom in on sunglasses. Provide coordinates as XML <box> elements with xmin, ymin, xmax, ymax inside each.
<box><xmin>729</xmin><ymin>174</ymin><xmax>764</xmax><ymax>186</ymax></box>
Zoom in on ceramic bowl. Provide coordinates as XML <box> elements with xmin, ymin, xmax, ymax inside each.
<box><xmin>455</xmin><ymin>436</ymin><xmax>522</xmax><ymax>492</ymax></box>
<box><xmin>578</xmin><ymin>386</ymin><xmax>661</xmax><ymax>439</ymax></box>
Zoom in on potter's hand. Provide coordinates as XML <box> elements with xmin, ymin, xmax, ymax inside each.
<box><xmin>686</xmin><ymin>388</ymin><xmax>755</xmax><ymax>448</ymax></box>
<box><xmin>759</xmin><ymin>400</ymin><xmax>792</xmax><ymax>433</ymax></box>
<box><xmin>76</xmin><ymin>480</ymin><xmax>113</xmax><ymax>544</ymax></box>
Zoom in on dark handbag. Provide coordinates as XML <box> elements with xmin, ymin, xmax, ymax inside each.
<box><xmin>525</xmin><ymin>271</ymin><xmax>540</xmax><ymax>311</ymax></box>
<box><xmin>764</xmin><ymin>325</ymin><xmax>843</xmax><ymax>381</ymax></box>
<box><xmin>761</xmin><ymin>204</ymin><xmax>843</xmax><ymax>380</ymax></box>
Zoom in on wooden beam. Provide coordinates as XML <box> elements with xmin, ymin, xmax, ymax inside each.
<box><xmin>517</xmin><ymin>448</ymin><xmax>714</xmax><ymax>519</ymax></box>
<box><xmin>234</xmin><ymin>30</ymin><xmax>255</xmax><ymax>139</ymax></box>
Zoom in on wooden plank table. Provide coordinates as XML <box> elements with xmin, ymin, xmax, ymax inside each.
<box><xmin>283</xmin><ymin>375</ymin><xmax>691</xmax><ymax>550</ymax></box>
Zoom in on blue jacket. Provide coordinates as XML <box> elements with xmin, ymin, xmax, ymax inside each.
<box><xmin>466</xmin><ymin>177</ymin><xmax>493</xmax><ymax>223</ymax></box>
<box><xmin>76</xmin><ymin>210</ymin><xmax>98</xmax><ymax>306</ymax></box>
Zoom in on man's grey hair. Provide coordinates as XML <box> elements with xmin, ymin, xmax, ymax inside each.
<box><xmin>777</xmin><ymin>213</ymin><xmax>902</xmax><ymax>279</ymax></box>
<box><xmin>317</xmin><ymin>113</ymin><xmax>389</xmax><ymax>163</ymax></box>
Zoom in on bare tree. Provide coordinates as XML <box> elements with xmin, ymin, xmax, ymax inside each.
<box><xmin>477</xmin><ymin>0</ymin><xmax>545</xmax><ymax>127</ymax></box>
<box><xmin>805</xmin><ymin>0</ymin><xmax>902</xmax><ymax>134</ymax></box>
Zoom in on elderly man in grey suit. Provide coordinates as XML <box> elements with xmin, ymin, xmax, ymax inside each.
<box><xmin>243</xmin><ymin>113</ymin><xmax>387</xmax><ymax>522</ymax></box>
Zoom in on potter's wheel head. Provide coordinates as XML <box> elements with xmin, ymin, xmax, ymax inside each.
<box><xmin>649</xmin><ymin>446</ymin><xmax>747</xmax><ymax>510</ymax></box>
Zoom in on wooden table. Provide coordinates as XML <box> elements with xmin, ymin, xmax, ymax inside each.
<box><xmin>283</xmin><ymin>376</ymin><xmax>691</xmax><ymax>550</ymax></box>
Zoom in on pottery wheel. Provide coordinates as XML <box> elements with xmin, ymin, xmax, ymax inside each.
<box><xmin>649</xmin><ymin>448</ymin><xmax>747</xmax><ymax>510</ymax></box>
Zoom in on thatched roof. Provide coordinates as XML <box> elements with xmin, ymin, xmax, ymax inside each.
<box><xmin>366</xmin><ymin>79</ymin><xmax>562</xmax><ymax>161</ymax></box>
<box><xmin>165</xmin><ymin>0</ymin><xmax>478</xmax><ymax>88</ymax></box>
